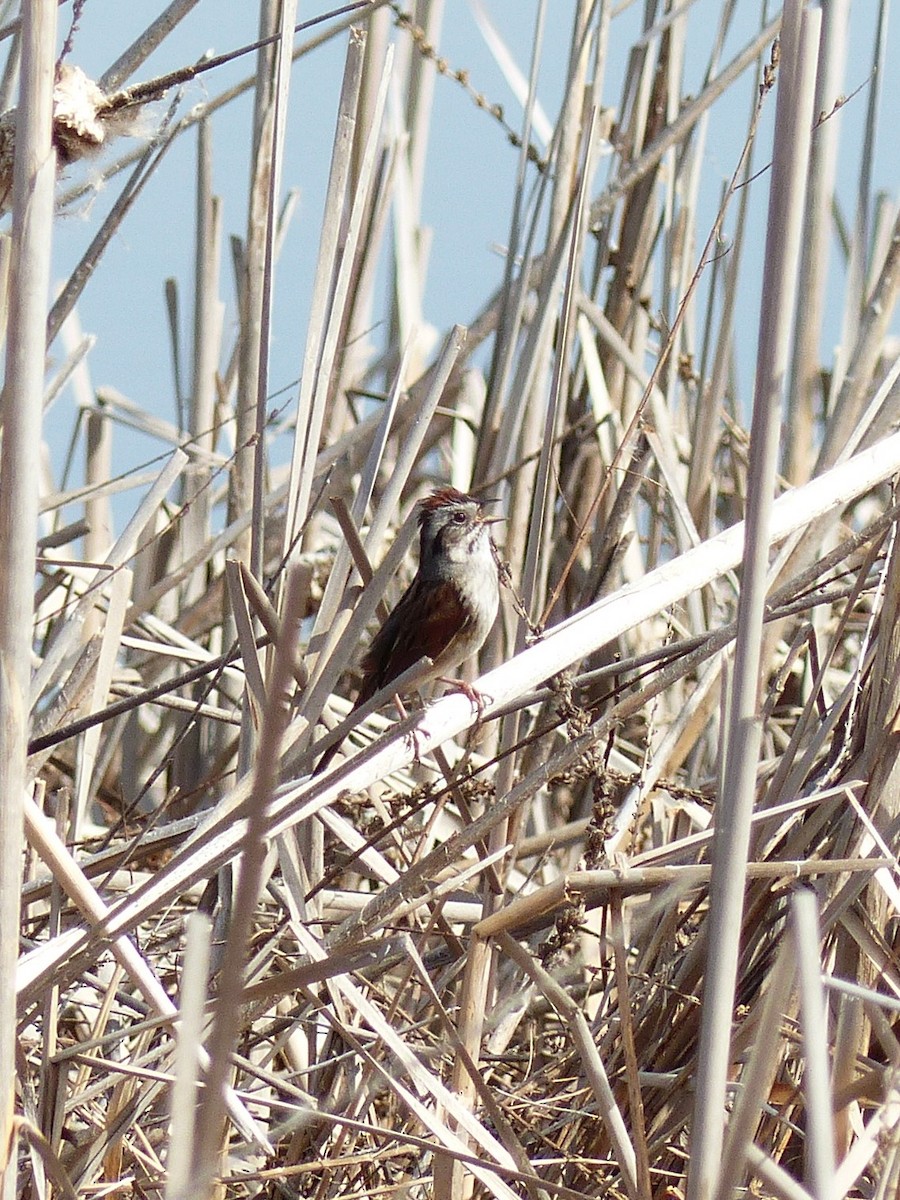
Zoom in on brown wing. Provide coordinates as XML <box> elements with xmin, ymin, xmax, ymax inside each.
<box><xmin>356</xmin><ymin>578</ymin><xmax>471</xmax><ymax>704</ymax></box>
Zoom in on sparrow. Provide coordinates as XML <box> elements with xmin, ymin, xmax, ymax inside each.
<box><xmin>313</xmin><ymin>487</ymin><xmax>501</xmax><ymax>774</ymax></box>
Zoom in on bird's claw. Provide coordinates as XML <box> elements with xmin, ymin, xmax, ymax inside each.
<box><xmin>439</xmin><ymin>677</ymin><xmax>492</xmax><ymax>722</ymax></box>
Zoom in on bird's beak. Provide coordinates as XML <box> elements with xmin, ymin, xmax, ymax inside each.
<box><xmin>481</xmin><ymin>515</ymin><xmax>505</xmax><ymax>526</ymax></box>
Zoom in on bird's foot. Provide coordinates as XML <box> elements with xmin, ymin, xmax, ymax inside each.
<box><xmin>404</xmin><ymin>723</ymin><xmax>430</xmax><ymax>764</ymax></box>
<box><xmin>439</xmin><ymin>677</ymin><xmax>492</xmax><ymax>722</ymax></box>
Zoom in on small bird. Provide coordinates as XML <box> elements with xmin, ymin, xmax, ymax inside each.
<box><xmin>313</xmin><ymin>487</ymin><xmax>501</xmax><ymax>774</ymax></box>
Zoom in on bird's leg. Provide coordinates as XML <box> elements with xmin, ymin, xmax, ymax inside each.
<box><xmin>402</xmin><ymin>724</ymin><xmax>431</xmax><ymax>764</ymax></box>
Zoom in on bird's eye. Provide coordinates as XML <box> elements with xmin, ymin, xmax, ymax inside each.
<box><xmin>452</xmin><ymin>510</ymin><xmax>467</xmax><ymax>524</ymax></box>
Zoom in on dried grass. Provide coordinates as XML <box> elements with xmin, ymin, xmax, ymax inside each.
<box><xmin>5</xmin><ymin>2</ymin><xmax>900</xmax><ymax>1198</ymax></box>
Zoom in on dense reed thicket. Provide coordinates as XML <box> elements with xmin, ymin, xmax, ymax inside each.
<box><xmin>3</xmin><ymin>2</ymin><xmax>900</xmax><ymax>1197</ymax></box>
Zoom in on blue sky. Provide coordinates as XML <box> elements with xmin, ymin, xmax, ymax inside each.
<box><xmin>38</xmin><ymin>1</ymin><xmax>900</xmax><ymax>523</ymax></box>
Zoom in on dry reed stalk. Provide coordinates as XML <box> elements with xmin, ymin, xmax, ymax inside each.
<box><xmin>785</xmin><ymin>0</ymin><xmax>851</xmax><ymax>485</ymax></box>
<box><xmin>686</xmin><ymin>4</ymin><xmax>820</xmax><ymax>1190</ymax></box>
<box><xmin>792</xmin><ymin>888</ymin><xmax>837</xmax><ymax>1199</ymax></box>
<box><xmin>281</xmin><ymin>28</ymin><xmax>367</xmax><ymax>562</ymax></box>
<box><xmin>0</xmin><ymin>2</ymin><xmax>57</xmax><ymax>1189</ymax></box>
<box><xmin>688</xmin><ymin>6</ymin><xmax>821</xmax><ymax>1195</ymax></box>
